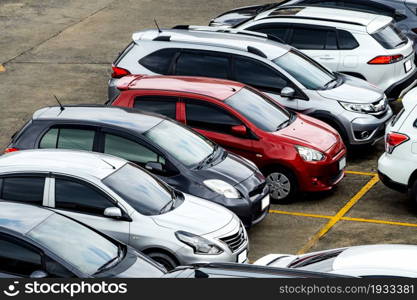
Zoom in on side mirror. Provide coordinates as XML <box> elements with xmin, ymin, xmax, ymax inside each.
<box><xmin>281</xmin><ymin>87</ymin><xmax>295</xmax><ymax>99</ymax></box>
<box><xmin>145</xmin><ymin>161</ymin><xmax>164</xmax><ymax>172</ymax></box>
<box><xmin>30</xmin><ymin>270</ymin><xmax>48</xmax><ymax>278</ymax></box>
<box><xmin>104</xmin><ymin>207</ymin><xmax>122</xmax><ymax>218</ymax></box>
<box><xmin>231</xmin><ymin>125</ymin><xmax>247</xmax><ymax>137</ymax></box>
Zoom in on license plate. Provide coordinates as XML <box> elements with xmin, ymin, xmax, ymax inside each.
<box><xmin>237</xmin><ymin>249</ymin><xmax>247</xmax><ymax>263</ymax></box>
<box><xmin>339</xmin><ymin>156</ymin><xmax>346</xmax><ymax>170</ymax></box>
<box><xmin>261</xmin><ymin>194</ymin><xmax>270</xmax><ymax>210</ymax></box>
<box><xmin>405</xmin><ymin>59</ymin><xmax>412</xmax><ymax>73</ymax></box>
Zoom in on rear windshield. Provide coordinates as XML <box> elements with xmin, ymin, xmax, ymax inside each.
<box><xmin>372</xmin><ymin>23</ymin><xmax>408</xmax><ymax>49</ymax></box>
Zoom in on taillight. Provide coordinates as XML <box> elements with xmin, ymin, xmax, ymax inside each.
<box><xmin>4</xmin><ymin>147</ymin><xmax>19</xmax><ymax>154</ymax></box>
<box><xmin>385</xmin><ymin>132</ymin><xmax>409</xmax><ymax>154</ymax></box>
<box><xmin>111</xmin><ymin>65</ymin><xmax>131</xmax><ymax>78</ymax></box>
<box><xmin>368</xmin><ymin>55</ymin><xmax>403</xmax><ymax>64</ymax></box>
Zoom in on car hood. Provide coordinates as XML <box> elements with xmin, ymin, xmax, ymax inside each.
<box><xmin>317</xmin><ymin>74</ymin><xmax>383</xmax><ymax>103</ymax></box>
<box><xmin>194</xmin><ymin>152</ymin><xmax>259</xmax><ymax>186</ymax></box>
<box><xmin>152</xmin><ymin>194</ymin><xmax>235</xmax><ymax>235</ymax></box>
<box><xmin>275</xmin><ymin>114</ymin><xmax>340</xmax><ymax>152</ymax></box>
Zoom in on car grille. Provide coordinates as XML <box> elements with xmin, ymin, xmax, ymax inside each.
<box><xmin>219</xmin><ymin>224</ymin><xmax>246</xmax><ymax>253</ymax></box>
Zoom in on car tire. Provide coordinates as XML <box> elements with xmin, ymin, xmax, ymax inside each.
<box><xmin>266</xmin><ymin>167</ymin><xmax>298</xmax><ymax>204</ymax></box>
<box><xmin>147</xmin><ymin>252</ymin><xmax>178</xmax><ymax>271</ymax></box>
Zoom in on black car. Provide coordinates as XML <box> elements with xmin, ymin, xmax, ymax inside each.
<box><xmin>6</xmin><ymin>105</ymin><xmax>270</xmax><ymax>228</ymax></box>
<box><xmin>0</xmin><ymin>202</ymin><xmax>348</xmax><ymax>278</ymax></box>
<box><xmin>209</xmin><ymin>0</ymin><xmax>417</xmax><ymax>51</ymax></box>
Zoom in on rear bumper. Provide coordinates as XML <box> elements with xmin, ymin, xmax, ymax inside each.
<box><xmin>378</xmin><ymin>170</ymin><xmax>407</xmax><ymax>193</ymax></box>
<box><xmin>385</xmin><ymin>68</ymin><xmax>417</xmax><ymax>101</ymax></box>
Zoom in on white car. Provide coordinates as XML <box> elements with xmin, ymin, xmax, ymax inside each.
<box><xmin>378</xmin><ymin>86</ymin><xmax>417</xmax><ymax>201</ymax></box>
<box><xmin>0</xmin><ymin>149</ymin><xmax>248</xmax><ymax>270</ymax></box>
<box><xmin>236</xmin><ymin>5</ymin><xmax>417</xmax><ymax>101</ymax></box>
<box><xmin>254</xmin><ymin>244</ymin><xmax>417</xmax><ymax>277</ymax></box>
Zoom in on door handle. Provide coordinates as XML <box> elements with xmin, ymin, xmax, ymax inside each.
<box><xmin>319</xmin><ymin>56</ymin><xmax>335</xmax><ymax>60</ymax></box>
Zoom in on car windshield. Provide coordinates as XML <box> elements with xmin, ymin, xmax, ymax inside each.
<box><xmin>103</xmin><ymin>163</ymin><xmax>174</xmax><ymax>216</ymax></box>
<box><xmin>225</xmin><ymin>87</ymin><xmax>291</xmax><ymax>132</ymax></box>
<box><xmin>288</xmin><ymin>249</ymin><xmax>345</xmax><ymax>272</ymax></box>
<box><xmin>273</xmin><ymin>50</ymin><xmax>337</xmax><ymax>90</ymax></box>
<box><xmin>28</xmin><ymin>214</ymin><xmax>120</xmax><ymax>275</ymax></box>
<box><xmin>372</xmin><ymin>23</ymin><xmax>408</xmax><ymax>49</ymax></box>
<box><xmin>144</xmin><ymin>120</ymin><xmax>216</xmax><ymax>167</ymax></box>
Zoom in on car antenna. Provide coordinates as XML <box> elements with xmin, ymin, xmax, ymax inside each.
<box><xmin>53</xmin><ymin>94</ymin><xmax>65</xmax><ymax>112</ymax></box>
<box><xmin>101</xmin><ymin>158</ymin><xmax>116</xmax><ymax>170</ymax></box>
<box><xmin>154</xmin><ymin>18</ymin><xmax>162</xmax><ymax>33</ymax></box>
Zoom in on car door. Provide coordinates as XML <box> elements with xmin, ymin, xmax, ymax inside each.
<box><xmin>288</xmin><ymin>25</ymin><xmax>340</xmax><ymax>71</ymax></box>
<box><xmin>183</xmin><ymin>98</ymin><xmax>258</xmax><ymax>161</ymax></box>
<box><xmin>231</xmin><ymin>55</ymin><xmax>300</xmax><ymax>110</ymax></box>
<box><xmin>132</xmin><ymin>95</ymin><xmax>179</xmax><ymax>120</ymax></box>
<box><xmin>48</xmin><ymin>176</ymin><xmax>130</xmax><ymax>245</ymax></box>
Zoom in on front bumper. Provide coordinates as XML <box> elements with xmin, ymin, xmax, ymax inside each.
<box><xmin>385</xmin><ymin>67</ymin><xmax>417</xmax><ymax>101</ymax></box>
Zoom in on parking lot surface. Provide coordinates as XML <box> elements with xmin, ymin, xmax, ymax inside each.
<box><xmin>1</xmin><ymin>0</ymin><xmax>416</xmax><ymax>261</ymax></box>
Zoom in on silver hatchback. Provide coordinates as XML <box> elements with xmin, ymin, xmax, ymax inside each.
<box><xmin>0</xmin><ymin>149</ymin><xmax>248</xmax><ymax>270</ymax></box>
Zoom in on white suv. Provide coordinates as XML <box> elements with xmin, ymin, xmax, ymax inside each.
<box><xmin>378</xmin><ymin>87</ymin><xmax>417</xmax><ymax>201</ymax></box>
<box><xmin>236</xmin><ymin>6</ymin><xmax>417</xmax><ymax>101</ymax></box>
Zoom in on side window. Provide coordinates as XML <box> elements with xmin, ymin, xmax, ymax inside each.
<box><xmin>0</xmin><ymin>236</ymin><xmax>42</xmax><ymax>277</ymax></box>
<box><xmin>104</xmin><ymin>134</ymin><xmax>165</xmax><ymax>166</ymax></box>
<box><xmin>337</xmin><ymin>30</ymin><xmax>360</xmax><ymax>50</ymax></box>
<box><xmin>0</xmin><ymin>177</ymin><xmax>45</xmax><ymax>205</ymax></box>
<box><xmin>175</xmin><ymin>52</ymin><xmax>229</xmax><ymax>79</ymax></box>
<box><xmin>247</xmin><ymin>25</ymin><xmax>290</xmax><ymax>42</ymax></box>
<box><xmin>133</xmin><ymin>96</ymin><xmax>177</xmax><ymax>119</ymax></box>
<box><xmin>233</xmin><ymin>56</ymin><xmax>289</xmax><ymax>92</ymax></box>
<box><xmin>55</xmin><ymin>178</ymin><xmax>115</xmax><ymax>215</ymax></box>
<box><xmin>40</xmin><ymin>128</ymin><xmax>95</xmax><ymax>151</ymax></box>
<box><xmin>139</xmin><ymin>48</ymin><xmax>178</xmax><ymax>74</ymax></box>
<box><xmin>290</xmin><ymin>27</ymin><xmax>329</xmax><ymax>50</ymax></box>
<box><xmin>185</xmin><ymin>100</ymin><xmax>242</xmax><ymax>134</ymax></box>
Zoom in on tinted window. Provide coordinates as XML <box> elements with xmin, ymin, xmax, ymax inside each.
<box><xmin>233</xmin><ymin>56</ymin><xmax>289</xmax><ymax>91</ymax></box>
<box><xmin>133</xmin><ymin>96</ymin><xmax>177</xmax><ymax>119</ymax></box>
<box><xmin>145</xmin><ymin>120</ymin><xmax>215</xmax><ymax>167</ymax></box>
<box><xmin>342</xmin><ymin>0</ymin><xmax>396</xmax><ymax>17</ymax></box>
<box><xmin>55</xmin><ymin>178</ymin><xmax>114</xmax><ymax>215</ymax></box>
<box><xmin>104</xmin><ymin>134</ymin><xmax>164</xmax><ymax>166</ymax></box>
<box><xmin>225</xmin><ymin>88</ymin><xmax>290</xmax><ymax>132</ymax></box>
<box><xmin>1</xmin><ymin>177</ymin><xmax>44</xmax><ymax>205</ymax></box>
<box><xmin>139</xmin><ymin>48</ymin><xmax>177</xmax><ymax>74</ymax></box>
<box><xmin>0</xmin><ymin>236</ymin><xmax>42</xmax><ymax>276</ymax></box>
<box><xmin>326</xmin><ymin>31</ymin><xmax>338</xmax><ymax>50</ymax></box>
<box><xmin>176</xmin><ymin>52</ymin><xmax>229</xmax><ymax>79</ymax></box>
<box><xmin>248</xmin><ymin>25</ymin><xmax>289</xmax><ymax>41</ymax></box>
<box><xmin>290</xmin><ymin>28</ymin><xmax>328</xmax><ymax>50</ymax></box>
<box><xmin>338</xmin><ymin>30</ymin><xmax>359</xmax><ymax>50</ymax></box>
<box><xmin>102</xmin><ymin>164</ymin><xmax>173</xmax><ymax>216</ymax></box>
<box><xmin>40</xmin><ymin>128</ymin><xmax>95</xmax><ymax>151</ymax></box>
<box><xmin>185</xmin><ymin>101</ymin><xmax>241</xmax><ymax>134</ymax></box>
<box><xmin>372</xmin><ymin>23</ymin><xmax>408</xmax><ymax>49</ymax></box>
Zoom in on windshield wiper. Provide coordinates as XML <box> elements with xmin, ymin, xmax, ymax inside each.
<box><xmin>197</xmin><ymin>145</ymin><xmax>218</xmax><ymax>169</ymax></box>
<box><xmin>94</xmin><ymin>245</ymin><xmax>122</xmax><ymax>274</ymax></box>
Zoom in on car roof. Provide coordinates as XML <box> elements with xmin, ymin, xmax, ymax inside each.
<box><xmin>333</xmin><ymin>245</ymin><xmax>417</xmax><ymax>273</ymax></box>
<box><xmin>119</xmin><ymin>75</ymin><xmax>245</xmax><ymax>101</ymax></box>
<box><xmin>32</xmin><ymin>105</ymin><xmax>165</xmax><ymax>134</ymax></box>
<box><xmin>132</xmin><ymin>28</ymin><xmax>291</xmax><ymax>60</ymax></box>
<box><xmin>256</xmin><ymin>6</ymin><xmax>393</xmax><ymax>33</ymax></box>
<box><xmin>0</xmin><ymin>202</ymin><xmax>55</xmax><ymax>235</ymax></box>
<box><xmin>0</xmin><ymin>149</ymin><xmax>127</xmax><ymax>180</ymax></box>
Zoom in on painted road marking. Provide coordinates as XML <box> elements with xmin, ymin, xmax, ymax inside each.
<box><xmin>345</xmin><ymin>170</ymin><xmax>377</xmax><ymax>176</ymax></box>
<box><xmin>0</xmin><ymin>65</ymin><xmax>5</xmax><ymax>72</ymax></box>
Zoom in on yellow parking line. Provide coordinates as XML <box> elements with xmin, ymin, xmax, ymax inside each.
<box><xmin>0</xmin><ymin>65</ymin><xmax>5</xmax><ymax>72</ymax></box>
<box><xmin>341</xmin><ymin>216</ymin><xmax>417</xmax><ymax>228</ymax></box>
<box><xmin>269</xmin><ymin>210</ymin><xmax>332</xmax><ymax>220</ymax></box>
<box><xmin>345</xmin><ymin>170</ymin><xmax>377</xmax><ymax>177</ymax></box>
<box><xmin>296</xmin><ymin>174</ymin><xmax>379</xmax><ymax>254</ymax></box>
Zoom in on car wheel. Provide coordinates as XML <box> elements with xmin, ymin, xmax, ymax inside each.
<box><xmin>147</xmin><ymin>252</ymin><xmax>178</xmax><ymax>271</ymax></box>
<box><xmin>266</xmin><ymin>167</ymin><xmax>297</xmax><ymax>203</ymax></box>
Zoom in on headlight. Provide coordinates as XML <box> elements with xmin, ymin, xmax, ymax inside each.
<box><xmin>295</xmin><ymin>145</ymin><xmax>325</xmax><ymax>161</ymax></box>
<box><xmin>175</xmin><ymin>231</ymin><xmax>223</xmax><ymax>255</ymax></box>
<box><xmin>203</xmin><ymin>179</ymin><xmax>240</xmax><ymax>199</ymax></box>
<box><xmin>339</xmin><ymin>101</ymin><xmax>374</xmax><ymax>114</ymax></box>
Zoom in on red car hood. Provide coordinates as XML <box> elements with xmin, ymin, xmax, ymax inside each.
<box><xmin>274</xmin><ymin>114</ymin><xmax>340</xmax><ymax>152</ymax></box>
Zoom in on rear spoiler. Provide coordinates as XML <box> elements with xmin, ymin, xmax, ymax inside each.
<box><xmin>116</xmin><ymin>74</ymin><xmax>145</xmax><ymax>90</ymax></box>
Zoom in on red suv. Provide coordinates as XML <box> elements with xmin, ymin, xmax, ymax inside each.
<box><xmin>110</xmin><ymin>75</ymin><xmax>347</xmax><ymax>202</ymax></box>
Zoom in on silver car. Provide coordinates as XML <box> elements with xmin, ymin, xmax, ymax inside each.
<box><xmin>108</xmin><ymin>27</ymin><xmax>392</xmax><ymax>146</ymax></box>
<box><xmin>0</xmin><ymin>149</ymin><xmax>248</xmax><ymax>270</ymax></box>
<box><xmin>254</xmin><ymin>244</ymin><xmax>417</xmax><ymax>277</ymax></box>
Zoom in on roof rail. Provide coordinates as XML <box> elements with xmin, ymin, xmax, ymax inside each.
<box><xmin>258</xmin><ymin>15</ymin><xmax>363</xmax><ymax>27</ymax></box>
<box><xmin>247</xmin><ymin>46</ymin><xmax>266</xmax><ymax>58</ymax></box>
<box><xmin>153</xmin><ymin>35</ymin><xmax>171</xmax><ymax>41</ymax></box>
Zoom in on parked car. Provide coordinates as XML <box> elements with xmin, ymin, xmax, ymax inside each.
<box><xmin>0</xmin><ymin>202</ymin><xmax>342</xmax><ymax>278</ymax></box>
<box><xmin>235</xmin><ymin>5</ymin><xmax>417</xmax><ymax>100</ymax></box>
<box><xmin>108</xmin><ymin>27</ymin><xmax>392</xmax><ymax>147</ymax></box>
<box><xmin>209</xmin><ymin>0</ymin><xmax>417</xmax><ymax>52</ymax></box>
<box><xmin>254</xmin><ymin>244</ymin><xmax>417</xmax><ymax>277</ymax></box>
<box><xmin>0</xmin><ymin>149</ymin><xmax>248</xmax><ymax>270</ymax></box>
<box><xmin>5</xmin><ymin>106</ymin><xmax>269</xmax><ymax>227</ymax></box>
<box><xmin>109</xmin><ymin>75</ymin><xmax>346</xmax><ymax>203</ymax></box>
<box><xmin>378</xmin><ymin>86</ymin><xmax>417</xmax><ymax>203</ymax></box>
